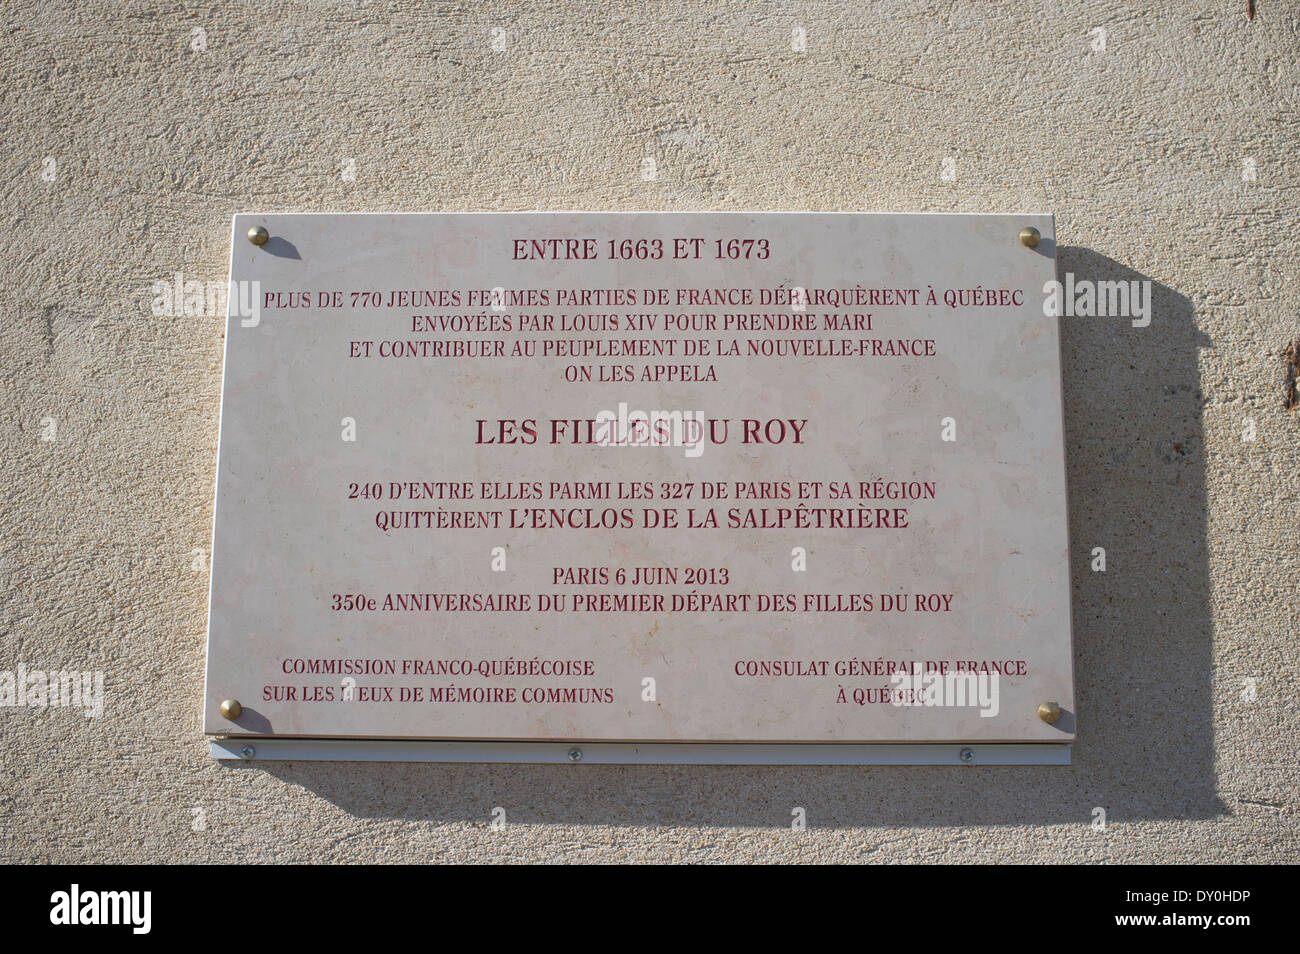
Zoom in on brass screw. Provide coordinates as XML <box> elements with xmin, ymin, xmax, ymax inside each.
<box><xmin>1019</xmin><ymin>227</ymin><xmax>1041</xmax><ymax>248</ymax></box>
<box><xmin>1037</xmin><ymin>701</ymin><xmax>1061</xmax><ymax>724</ymax></box>
<box><xmin>247</xmin><ymin>225</ymin><xmax>269</xmax><ymax>246</ymax></box>
<box><xmin>219</xmin><ymin>699</ymin><xmax>243</xmax><ymax>720</ymax></box>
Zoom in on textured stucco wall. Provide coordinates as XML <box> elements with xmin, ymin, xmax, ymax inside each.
<box><xmin>2</xmin><ymin>0</ymin><xmax>1298</xmax><ymax>863</ymax></box>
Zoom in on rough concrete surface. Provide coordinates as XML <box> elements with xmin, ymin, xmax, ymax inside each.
<box><xmin>1</xmin><ymin>1</ymin><xmax>1297</xmax><ymax>863</ymax></box>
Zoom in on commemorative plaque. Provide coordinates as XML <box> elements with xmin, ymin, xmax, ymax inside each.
<box><xmin>204</xmin><ymin>213</ymin><xmax>1074</xmax><ymax>761</ymax></box>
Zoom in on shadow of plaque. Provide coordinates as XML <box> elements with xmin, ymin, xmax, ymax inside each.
<box><xmin>249</xmin><ymin>247</ymin><xmax>1217</xmax><ymax>831</ymax></box>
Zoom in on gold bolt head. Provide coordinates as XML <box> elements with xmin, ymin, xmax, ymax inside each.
<box><xmin>219</xmin><ymin>699</ymin><xmax>243</xmax><ymax>720</ymax></box>
<box><xmin>247</xmin><ymin>225</ymin><xmax>269</xmax><ymax>246</ymax></box>
<box><xmin>1037</xmin><ymin>701</ymin><xmax>1061</xmax><ymax>724</ymax></box>
<box><xmin>1019</xmin><ymin>226</ymin><xmax>1041</xmax><ymax>248</ymax></box>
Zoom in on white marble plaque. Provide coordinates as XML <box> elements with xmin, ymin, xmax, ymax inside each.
<box><xmin>204</xmin><ymin>212</ymin><xmax>1074</xmax><ymax>744</ymax></box>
